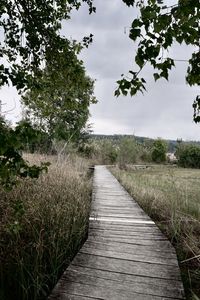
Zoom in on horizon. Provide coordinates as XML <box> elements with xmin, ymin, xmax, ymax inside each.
<box><xmin>89</xmin><ymin>132</ymin><xmax>200</xmax><ymax>143</ymax></box>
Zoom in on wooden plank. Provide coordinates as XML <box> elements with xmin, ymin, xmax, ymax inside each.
<box><xmin>60</xmin><ymin>268</ymin><xmax>184</xmax><ymax>299</ymax></box>
<box><xmin>84</xmin><ymin>240</ymin><xmax>176</xmax><ymax>259</ymax></box>
<box><xmin>49</xmin><ymin>294</ymin><xmax>98</xmax><ymax>300</ymax></box>
<box><xmin>89</xmin><ymin>223</ymin><xmax>162</xmax><ymax>230</ymax></box>
<box><xmin>89</xmin><ymin>217</ymin><xmax>154</xmax><ymax>224</ymax></box>
<box><xmin>90</xmin><ymin>213</ymin><xmax>150</xmax><ymax>219</ymax></box>
<box><xmin>88</xmin><ymin>232</ymin><xmax>167</xmax><ymax>241</ymax></box>
<box><xmin>88</xmin><ymin>229</ymin><xmax>165</xmax><ymax>237</ymax></box>
<box><xmin>89</xmin><ymin>221</ymin><xmax>159</xmax><ymax>229</ymax></box>
<box><xmin>89</xmin><ymin>219</ymin><xmax>156</xmax><ymax>226</ymax></box>
<box><xmin>80</xmin><ymin>246</ymin><xmax>178</xmax><ymax>266</ymax></box>
<box><xmin>84</xmin><ymin>240</ymin><xmax>176</xmax><ymax>257</ymax></box>
<box><xmin>67</xmin><ymin>265</ymin><xmax>184</xmax><ymax>292</ymax></box>
<box><xmin>50</xmin><ymin>281</ymin><xmax>180</xmax><ymax>300</ymax></box>
<box><xmin>72</xmin><ymin>253</ymin><xmax>181</xmax><ymax>280</ymax></box>
<box><xmin>87</xmin><ymin>235</ymin><xmax>173</xmax><ymax>248</ymax></box>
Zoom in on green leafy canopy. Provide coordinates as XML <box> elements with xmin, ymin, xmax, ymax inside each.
<box><xmin>0</xmin><ymin>0</ymin><xmax>95</xmax><ymax>90</ymax></box>
<box><xmin>22</xmin><ymin>44</ymin><xmax>96</xmax><ymax>142</ymax></box>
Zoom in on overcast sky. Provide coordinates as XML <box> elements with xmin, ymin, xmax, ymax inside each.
<box><xmin>1</xmin><ymin>0</ymin><xmax>200</xmax><ymax>141</ymax></box>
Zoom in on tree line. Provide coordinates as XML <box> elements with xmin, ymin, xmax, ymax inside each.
<box><xmin>82</xmin><ymin>136</ymin><xmax>200</xmax><ymax>169</ymax></box>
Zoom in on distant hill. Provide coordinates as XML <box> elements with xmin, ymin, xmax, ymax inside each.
<box><xmin>90</xmin><ymin>134</ymin><xmax>200</xmax><ymax>153</ymax></box>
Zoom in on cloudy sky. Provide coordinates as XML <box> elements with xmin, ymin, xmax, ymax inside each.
<box><xmin>1</xmin><ymin>0</ymin><xmax>199</xmax><ymax>140</ymax></box>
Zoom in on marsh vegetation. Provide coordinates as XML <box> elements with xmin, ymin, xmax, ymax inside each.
<box><xmin>0</xmin><ymin>153</ymin><xmax>92</xmax><ymax>300</ymax></box>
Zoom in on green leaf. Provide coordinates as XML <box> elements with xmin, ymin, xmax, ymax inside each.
<box><xmin>114</xmin><ymin>89</ymin><xmax>121</xmax><ymax>97</ymax></box>
<box><xmin>153</xmin><ymin>73</ymin><xmax>160</xmax><ymax>81</ymax></box>
<box><xmin>129</xmin><ymin>28</ymin><xmax>141</xmax><ymax>41</ymax></box>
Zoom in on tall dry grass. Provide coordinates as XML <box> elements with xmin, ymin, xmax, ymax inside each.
<box><xmin>111</xmin><ymin>165</ymin><xmax>200</xmax><ymax>299</ymax></box>
<box><xmin>0</xmin><ymin>153</ymin><xmax>92</xmax><ymax>300</ymax></box>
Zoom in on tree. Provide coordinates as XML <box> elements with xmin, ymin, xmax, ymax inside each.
<box><xmin>151</xmin><ymin>138</ymin><xmax>167</xmax><ymax>163</ymax></box>
<box><xmin>22</xmin><ymin>44</ymin><xmax>96</xmax><ymax>143</ymax></box>
<box><xmin>15</xmin><ymin>118</ymin><xmax>52</xmax><ymax>153</ymax></box>
<box><xmin>175</xmin><ymin>142</ymin><xmax>200</xmax><ymax>168</ymax></box>
<box><xmin>0</xmin><ymin>0</ymin><xmax>95</xmax><ymax>90</ymax></box>
<box><xmin>118</xmin><ymin>137</ymin><xmax>139</xmax><ymax>167</ymax></box>
<box><xmin>0</xmin><ymin>0</ymin><xmax>95</xmax><ymax>186</ymax></box>
<box><xmin>0</xmin><ymin>116</ymin><xmax>49</xmax><ymax>188</ymax></box>
<box><xmin>116</xmin><ymin>0</ymin><xmax>199</xmax><ymax>121</ymax></box>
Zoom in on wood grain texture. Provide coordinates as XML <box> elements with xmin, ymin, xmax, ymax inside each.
<box><xmin>48</xmin><ymin>165</ymin><xmax>185</xmax><ymax>300</ymax></box>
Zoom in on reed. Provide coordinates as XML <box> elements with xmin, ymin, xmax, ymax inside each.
<box><xmin>0</xmin><ymin>153</ymin><xmax>92</xmax><ymax>300</ymax></box>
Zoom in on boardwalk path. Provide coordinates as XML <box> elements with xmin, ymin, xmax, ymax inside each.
<box><xmin>49</xmin><ymin>165</ymin><xmax>185</xmax><ymax>299</ymax></box>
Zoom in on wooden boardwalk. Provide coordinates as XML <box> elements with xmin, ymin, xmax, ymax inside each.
<box><xmin>49</xmin><ymin>165</ymin><xmax>185</xmax><ymax>300</ymax></box>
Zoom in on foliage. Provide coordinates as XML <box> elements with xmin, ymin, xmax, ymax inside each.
<box><xmin>139</xmin><ymin>146</ymin><xmax>152</xmax><ymax>162</ymax></box>
<box><xmin>0</xmin><ymin>117</ymin><xmax>49</xmax><ymax>188</ymax></box>
<box><xmin>0</xmin><ymin>0</ymin><xmax>95</xmax><ymax>90</ymax></box>
<box><xmin>99</xmin><ymin>140</ymin><xmax>118</xmax><ymax>164</ymax></box>
<box><xmin>0</xmin><ymin>0</ymin><xmax>96</xmax><ymax>187</ymax></box>
<box><xmin>22</xmin><ymin>46</ymin><xmax>96</xmax><ymax>142</ymax></box>
<box><xmin>151</xmin><ymin>138</ymin><xmax>167</xmax><ymax>163</ymax></box>
<box><xmin>118</xmin><ymin>137</ymin><xmax>139</xmax><ymax>167</ymax></box>
<box><xmin>15</xmin><ymin>118</ymin><xmax>53</xmax><ymax>153</ymax></box>
<box><xmin>85</xmin><ymin>136</ymin><xmax>155</xmax><ymax>165</ymax></box>
<box><xmin>82</xmin><ymin>139</ymin><xmax>118</xmax><ymax>164</ymax></box>
<box><xmin>116</xmin><ymin>0</ymin><xmax>200</xmax><ymax>120</ymax></box>
<box><xmin>176</xmin><ymin>142</ymin><xmax>200</xmax><ymax>168</ymax></box>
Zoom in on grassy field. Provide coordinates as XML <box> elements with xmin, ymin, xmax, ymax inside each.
<box><xmin>0</xmin><ymin>153</ymin><xmax>92</xmax><ymax>300</ymax></box>
<box><xmin>110</xmin><ymin>165</ymin><xmax>200</xmax><ymax>300</ymax></box>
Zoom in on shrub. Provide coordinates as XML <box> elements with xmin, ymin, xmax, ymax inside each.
<box><xmin>176</xmin><ymin>143</ymin><xmax>200</xmax><ymax>168</ymax></box>
<box><xmin>151</xmin><ymin>139</ymin><xmax>167</xmax><ymax>163</ymax></box>
<box><xmin>100</xmin><ymin>140</ymin><xmax>118</xmax><ymax>164</ymax></box>
<box><xmin>139</xmin><ymin>146</ymin><xmax>152</xmax><ymax>162</ymax></box>
<box><xmin>117</xmin><ymin>137</ymin><xmax>139</xmax><ymax>167</ymax></box>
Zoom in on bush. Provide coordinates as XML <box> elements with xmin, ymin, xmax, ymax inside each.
<box><xmin>151</xmin><ymin>139</ymin><xmax>167</xmax><ymax>163</ymax></box>
<box><xmin>139</xmin><ymin>146</ymin><xmax>152</xmax><ymax>162</ymax></box>
<box><xmin>15</xmin><ymin>119</ymin><xmax>52</xmax><ymax>154</ymax></box>
<box><xmin>176</xmin><ymin>143</ymin><xmax>200</xmax><ymax>168</ymax></box>
<box><xmin>117</xmin><ymin>137</ymin><xmax>139</xmax><ymax>167</ymax></box>
<box><xmin>0</xmin><ymin>117</ymin><xmax>48</xmax><ymax>188</ymax></box>
<box><xmin>100</xmin><ymin>140</ymin><xmax>118</xmax><ymax>164</ymax></box>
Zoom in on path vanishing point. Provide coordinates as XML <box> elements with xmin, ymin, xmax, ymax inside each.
<box><xmin>49</xmin><ymin>165</ymin><xmax>185</xmax><ymax>300</ymax></box>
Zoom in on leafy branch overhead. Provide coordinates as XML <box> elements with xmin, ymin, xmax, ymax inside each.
<box><xmin>0</xmin><ymin>0</ymin><xmax>95</xmax><ymax>90</ymax></box>
<box><xmin>116</xmin><ymin>0</ymin><xmax>200</xmax><ymax>120</ymax></box>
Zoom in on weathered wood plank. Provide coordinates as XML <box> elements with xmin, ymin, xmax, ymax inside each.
<box><xmin>87</xmin><ymin>235</ymin><xmax>173</xmax><ymax>248</ymax></box>
<box><xmin>50</xmin><ymin>281</ymin><xmax>182</xmax><ymax>300</ymax></box>
<box><xmin>83</xmin><ymin>240</ymin><xmax>176</xmax><ymax>258</ymax></box>
<box><xmin>67</xmin><ymin>265</ymin><xmax>184</xmax><ymax>292</ymax></box>
<box><xmin>89</xmin><ymin>221</ymin><xmax>158</xmax><ymax>229</ymax></box>
<box><xmin>72</xmin><ymin>252</ymin><xmax>181</xmax><ymax>280</ymax></box>
<box><xmin>89</xmin><ymin>232</ymin><xmax>167</xmax><ymax>241</ymax></box>
<box><xmin>61</xmin><ymin>268</ymin><xmax>184</xmax><ymax>299</ymax></box>
<box><xmin>80</xmin><ymin>246</ymin><xmax>178</xmax><ymax>266</ymax></box>
<box><xmin>88</xmin><ymin>229</ymin><xmax>165</xmax><ymax>237</ymax></box>
<box><xmin>49</xmin><ymin>294</ymin><xmax>98</xmax><ymax>300</ymax></box>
